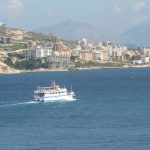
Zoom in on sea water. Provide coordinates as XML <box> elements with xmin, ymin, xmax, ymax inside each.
<box><xmin>0</xmin><ymin>68</ymin><xmax>150</xmax><ymax>150</ymax></box>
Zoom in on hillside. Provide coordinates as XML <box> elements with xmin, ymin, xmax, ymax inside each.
<box><xmin>118</xmin><ymin>21</ymin><xmax>150</xmax><ymax>46</ymax></box>
<box><xmin>35</xmin><ymin>20</ymin><xmax>105</xmax><ymax>41</ymax></box>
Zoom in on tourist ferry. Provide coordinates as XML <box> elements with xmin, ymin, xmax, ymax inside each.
<box><xmin>34</xmin><ymin>82</ymin><xmax>75</xmax><ymax>102</ymax></box>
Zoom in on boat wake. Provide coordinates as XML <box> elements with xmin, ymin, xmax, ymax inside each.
<box><xmin>0</xmin><ymin>98</ymin><xmax>77</xmax><ymax>107</ymax></box>
<box><xmin>0</xmin><ymin>101</ymin><xmax>38</xmax><ymax>108</ymax></box>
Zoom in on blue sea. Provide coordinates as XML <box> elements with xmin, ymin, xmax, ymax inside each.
<box><xmin>0</xmin><ymin>68</ymin><xmax>150</xmax><ymax>150</ymax></box>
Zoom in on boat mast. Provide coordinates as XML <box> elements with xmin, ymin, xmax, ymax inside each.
<box><xmin>71</xmin><ymin>85</ymin><xmax>72</xmax><ymax>92</ymax></box>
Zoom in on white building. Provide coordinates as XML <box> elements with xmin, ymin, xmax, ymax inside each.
<box><xmin>133</xmin><ymin>60</ymin><xmax>142</xmax><ymax>65</ymax></box>
<box><xmin>24</xmin><ymin>46</ymin><xmax>52</xmax><ymax>59</ymax></box>
<box><xmin>79</xmin><ymin>38</ymin><xmax>88</xmax><ymax>49</ymax></box>
<box><xmin>142</xmin><ymin>47</ymin><xmax>150</xmax><ymax>56</ymax></box>
<box><xmin>48</xmin><ymin>55</ymin><xmax>71</xmax><ymax>63</ymax></box>
<box><xmin>92</xmin><ymin>50</ymin><xmax>101</xmax><ymax>62</ymax></box>
<box><xmin>0</xmin><ymin>23</ymin><xmax>5</xmax><ymax>27</ymax></box>
<box><xmin>142</xmin><ymin>56</ymin><xmax>150</xmax><ymax>64</ymax></box>
<box><xmin>108</xmin><ymin>45</ymin><xmax>127</xmax><ymax>61</ymax></box>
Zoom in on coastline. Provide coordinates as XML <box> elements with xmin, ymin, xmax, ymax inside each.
<box><xmin>1</xmin><ymin>64</ymin><xmax>150</xmax><ymax>74</ymax></box>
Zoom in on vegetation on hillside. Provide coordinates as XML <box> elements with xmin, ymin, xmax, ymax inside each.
<box><xmin>75</xmin><ymin>61</ymin><xmax>124</xmax><ymax>68</ymax></box>
<box><xmin>24</xmin><ymin>32</ymin><xmax>58</xmax><ymax>42</ymax></box>
<box><xmin>4</xmin><ymin>58</ymin><xmax>50</xmax><ymax>70</ymax></box>
<box><xmin>7</xmin><ymin>53</ymin><xmax>24</xmax><ymax>59</ymax></box>
<box><xmin>10</xmin><ymin>43</ymin><xmax>27</xmax><ymax>51</ymax></box>
<box><xmin>0</xmin><ymin>43</ymin><xmax>27</xmax><ymax>51</ymax></box>
<box><xmin>61</xmin><ymin>40</ymin><xmax>78</xmax><ymax>49</ymax></box>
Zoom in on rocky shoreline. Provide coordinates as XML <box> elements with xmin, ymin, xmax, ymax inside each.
<box><xmin>1</xmin><ymin>64</ymin><xmax>150</xmax><ymax>74</ymax></box>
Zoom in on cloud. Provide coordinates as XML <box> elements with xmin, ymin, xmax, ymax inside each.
<box><xmin>133</xmin><ymin>0</ymin><xmax>145</xmax><ymax>13</ymax></box>
<box><xmin>46</xmin><ymin>9</ymin><xmax>53</xmax><ymax>17</ymax></box>
<box><xmin>131</xmin><ymin>0</ymin><xmax>149</xmax><ymax>25</ymax></box>
<box><xmin>7</xmin><ymin>0</ymin><xmax>24</xmax><ymax>14</ymax></box>
<box><xmin>114</xmin><ymin>3</ymin><xmax>123</xmax><ymax>14</ymax></box>
<box><xmin>132</xmin><ymin>17</ymin><xmax>141</xmax><ymax>24</ymax></box>
<box><xmin>113</xmin><ymin>1</ymin><xmax>148</xmax><ymax>26</ymax></box>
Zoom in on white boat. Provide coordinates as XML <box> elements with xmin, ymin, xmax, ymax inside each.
<box><xmin>34</xmin><ymin>82</ymin><xmax>75</xmax><ymax>102</ymax></box>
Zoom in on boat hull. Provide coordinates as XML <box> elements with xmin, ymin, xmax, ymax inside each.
<box><xmin>34</xmin><ymin>94</ymin><xmax>75</xmax><ymax>102</ymax></box>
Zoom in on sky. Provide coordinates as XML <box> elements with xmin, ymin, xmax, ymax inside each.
<box><xmin>0</xmin><ymin>0</ymin><xmax>150</xmax><ymax>34</ymax></box>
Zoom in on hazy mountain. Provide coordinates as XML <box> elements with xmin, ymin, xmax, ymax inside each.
<box><xmin>118</xmin><ymin>21</ymin><xmax>150</xmax><ymax>46</ymax></box>
<box><xmin>35</xmin><ymin>20</ymin><xmax>150</xmax><ymax>46</ymax></box>
<box><xmin>35</xmin><ymin>20</ymin><xmax>106</xmax><ymax>41</ymax></box>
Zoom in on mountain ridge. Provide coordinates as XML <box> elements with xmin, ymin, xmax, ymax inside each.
<box><xmin>118</xmin><ymin>21</ymin><xmax>150</xmax><ymax>46</ymax></box>
<box><xmin>34</xmin><ymin>20</ymin><xmax>106</xmax><ymax>41</ymax></box>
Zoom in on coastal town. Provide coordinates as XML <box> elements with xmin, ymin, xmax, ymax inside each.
<box><xmin>0</xmin><ymin>22</ymin><xmax>150</xmax><ymax>73</ymax></box>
